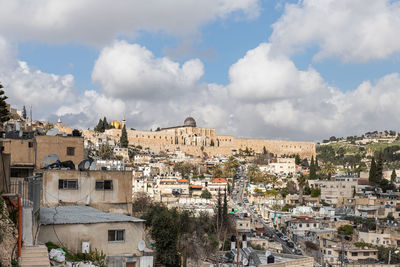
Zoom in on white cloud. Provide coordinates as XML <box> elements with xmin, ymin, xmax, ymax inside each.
<box><xmin>92</xmin><ymin>41</ymin><xmax>204</xmax><ymax>100</ymax></box>
<box><xmin>0</xmin><ymin>37</ymin><xmax>77</xmax><ymax>120</ymax></box>
<box><xmin>0</xmin><ymin>0</ymin><xmax>260</xmax><ymax>45</ymax></box>
<box><xmin>226</xmin><ymin>42</ymin><xmax>400</xmax><ymax>140</ymax></box>
<box><xmin>270</xmin><ymin>0</ymin><xmax>400</xmax><ymax>62</ymax></box>
<box><xmin>228</xmin><ymin>43</ymin><xmax>324</xmax><ymax>101</ymax></box>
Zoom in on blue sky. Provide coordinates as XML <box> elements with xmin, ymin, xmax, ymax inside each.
<box><xmin>15</xmin><ymin>0</ymin><xmax>400</xmax><ymax>94</ymax></box>
<box><xmin>2</xmin><ymin>0</ymin><xmax>400</xmax><ymax>140</ymax></box>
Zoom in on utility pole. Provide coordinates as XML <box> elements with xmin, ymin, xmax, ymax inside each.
<box><xmin>388</xmin><ymin>249</ymin><xmax>391</xmax><ymax>266</ymax></box>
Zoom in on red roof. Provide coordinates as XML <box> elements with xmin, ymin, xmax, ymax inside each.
<box><xmin>160</xmin><ymin>180</ymin><xmax>175</xmax><ymax>183</ymax></box>
<box><xmin>190</xmin><ymin>185</ymin><xmax>203</xmax><ymax>189</ymax></box>
<box><xmin>211</xmin><ymin>178</ymin><xmax>227</xmax><ymax>183</ymax></box>
<box><xmin>358</xmin><ymin>179</ymin><xmax>369</xmax><ymax>185</ymax></box>
<box><xmin>177</xmin><ymin>179</ymin><xmax>189</xmax><ymax>183</ymax></box>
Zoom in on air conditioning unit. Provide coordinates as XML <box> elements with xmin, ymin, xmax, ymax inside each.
<box><xmin>82</xmin><ymin>242</ymin><xmax>90</xmax><ymax>253</ymax></box>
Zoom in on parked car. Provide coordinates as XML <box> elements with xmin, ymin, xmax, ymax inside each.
<box><xmin>294</xmin><ymin>249</ymin><xmax>302</xmax><ymax>255</ymax></box>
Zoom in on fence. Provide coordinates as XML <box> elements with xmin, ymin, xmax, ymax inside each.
<box><xmin>8</xmin><ymin>175</ymin><xmax>42</xmax><ymax>214</ymax></box>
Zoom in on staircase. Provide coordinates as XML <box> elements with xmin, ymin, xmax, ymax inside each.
<box><xmin>20</xmin><ymin>246</ymin><xmax>50</xmax><ymax>267</ymax></box>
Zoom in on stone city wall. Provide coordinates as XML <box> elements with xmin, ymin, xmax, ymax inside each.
<box><xmin>84</xmin><ymin>127</ymin><xmax>316</xmax><ymax>159</ymax></box>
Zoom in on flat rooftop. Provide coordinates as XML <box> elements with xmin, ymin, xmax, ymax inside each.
<box><xmin>40</xmin><ymin>206</ymin><xmax>144</xmax><ymax>225</ymax></box>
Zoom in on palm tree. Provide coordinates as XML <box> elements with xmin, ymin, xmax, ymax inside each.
<box><xmin>321</xmin><ymin>162</ymin><xmax>336</xmax><ymax>180</ymax></box>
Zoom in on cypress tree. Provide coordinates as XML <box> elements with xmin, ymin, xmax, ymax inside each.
<box><xmin>263</xmin><ymin>146</ymin><xmax>267</xmax><ymax>155</ymax></box>
<box><xmin>102</xmin><ymin>117</ymin><xmax>109</xmax><ymax>131</ymax></box>
<box><xmin>315</xmin><ymin>155</ymin><xmax>319</xmax><ymax>170</ymax></box>
<box><xmin>0</xmin><ymin>84</ymin><xmax>10</xmax><ymax>124</ymax></box>
<box><xmin>295</xmin><ymin>154</ymin><xmax>301</xmax><ymax>165</ymax></box>
<box><xmin>391</xmin><ymin>169</ymin><xmax>397</xmax><ymax>183</ymax></box>
<box><xmin>94</xmin><ymin>118</ymin><xmax>103</xmax><ymax>132</ymax></box>
<box><xmin>120</xmin><ymin>125</ymin><xmax>129</xmax><ymax>148</ymax></box>
<box><xmin>375</xmin><ymin>153</ymin><xmax>383</xmax><ymax>184</ymax></box>
<box><xmin>217</xmin><ymin>189</ymin><xmax>222</xmax><ymax>227</ymax></box>
<box><xmin>369</xmin><ymin>157</ymin><xmax>377</xmax><ymax>186</ymax></box>
<box><xmin>223</xmin><ymin>189</ymin><xmax>228</xmax><ymax>225</ymax></box>
<box><xmin>309</xmin><ymin>156</ymin><xmax>316</xmax><ymax>180</ymax></box>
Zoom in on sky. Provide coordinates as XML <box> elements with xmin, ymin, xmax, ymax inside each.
<box><xmin>1</xmin><ymin>0</ymin><xmax>400</xmax><ymax>142</ymax></box>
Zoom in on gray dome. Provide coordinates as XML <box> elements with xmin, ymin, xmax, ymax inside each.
<box><xmin>184</xmin><ymin>117</ymin><xmax>196</xmax><ymax>127</ymax></box>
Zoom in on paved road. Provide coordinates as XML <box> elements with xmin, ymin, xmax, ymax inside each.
<box><xmin>232</xmin><ymin>173</ymin><xmax>295</xmax><ymax>255</ymax></box>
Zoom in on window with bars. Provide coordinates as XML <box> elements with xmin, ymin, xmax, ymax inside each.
<box><xmin>108</xmin><ymin>230</ymin><xmax>125</xmax><ymax>242</ymax></box>
<box><xmin>58</xmin><ymin>179</ymin><xmax>78</xmax><ymax>190</ymax></box>
<box><xmin>95</xmin><ymin>180</ymin><xmax>113</xmax><ymax>190</ymax></box>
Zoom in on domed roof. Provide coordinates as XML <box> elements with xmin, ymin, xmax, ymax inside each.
<box><xmin>110</xmin><ymin>120</ymin><xmax>122</xmax><ymax>129</ymax></box>
<box><xmin>184</xmin><ymin>117</ymin><xmax>196</xmax><ymax>127</ymax></box>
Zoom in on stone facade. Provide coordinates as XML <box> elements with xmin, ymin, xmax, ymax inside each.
<box><xmin>83</xmin><ymin>118</ymin><xmax>316</xmax><ymax>159</ymax></box>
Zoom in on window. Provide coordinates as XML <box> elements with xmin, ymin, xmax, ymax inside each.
<box><xmin>58</xmin><ymin>179</ymin><xmax>78</xmax><ymax>190</ymax></box>
<box><xmin>351</xmin><ymin>252</ymin><xmax>358</xmax><ymax>256</ymax></box>
<box><xmin>363</xmin><ymin>252</ymin><xmax>369</xmax><ymax>256</ymax></box>
<box><xmin>96</xmin><ymin>180</ymin><xmax>113</xmax><ymax>190</ymax></box>
<box><xmin>108</xmin><ymin>230</ymin><xmax>125</xmax><ymax>242</ymax></box>
<box><xmin>28</xmin><ymin>142</ymin><xmax>33</xmax><ymax>148</ymax></box>
<box><xmin>66</xmin><ymin>147</ymin><xmax>75</xmax><ymax>156</ymax></box>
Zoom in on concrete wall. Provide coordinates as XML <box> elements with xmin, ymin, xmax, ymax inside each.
<box><xmin>41</xmin><ymin>170</ymin><xmax>132</xmax><ymax>213</ymax></box>
<box><xmin>2</xmin><ymin>139</ymin><xmax>35</xmax><ymax>166</ymax></box>
<box><xmin>2</xmin><ymin>135</ymin><xmax>84</xmax><ymax>169</ymax></box>
<box><xmin>39</xmin><ymin>221</ymin><xmax>145</xmax><ymax>256</ymax></box>
<box><xmin>36</xmin><ymin>135</ymin><xmax>84</xmax><ymax>169</ymax></box>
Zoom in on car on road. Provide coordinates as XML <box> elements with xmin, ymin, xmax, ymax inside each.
<box><xmin>277</xmin><ymin>233</ymin><xmax>283</xmax><ymax>238</ymax></box>
<box><xmin>258</xmin><ymin>214</ymin><xmax>262</xmax><ymax>218</ymax></box>
<box><xmin>286</xmin><ymin>241</ymin><xmax>294</xmax><ymax>248</ymax></box>
<box><xmin>281</xmin><ymin>236</ymin><xmax>288</xmax><ymax>241</ymax></box>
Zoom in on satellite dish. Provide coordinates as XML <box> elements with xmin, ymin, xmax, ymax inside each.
<box><xmin>42</xmin><ymin>154</ymin><xmax>59</xmax><ymax>166</ymax></box>
<box><xmin>138</xmin><ymin>240</ymin><xmax>146</xmax><ymax>252</ymax></box>
<box><xmin>46</xmin><ymin>128</ymin><xmax>59</xmax><ymax>136</ymax></box>
<box><xmin>78</xmin><ymin>159</ymin><xmax>93</xmax><ymax>171</ymax></box>
<box><xmin>89</xmin><ymin>161</ymin><xmax>97</xmax><ymax>170</ymax></box>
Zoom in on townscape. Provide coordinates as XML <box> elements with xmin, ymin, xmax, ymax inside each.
<box><xmin>1</xmin><ymin>1</ymin><xmax>400</xmax><ymax>267</ymax></box>
<box><xmin>1</xmin><ymin>100</ymin><xmax>400</xmax><ymax>267</ymax></box>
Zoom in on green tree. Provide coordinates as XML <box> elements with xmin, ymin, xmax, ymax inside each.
<box><xmin>120</xmin><ymin>125</ymin><xmax>129</xmax><ymax>148</ymax></box>
<box><xmin>295</xmin><ymin>154</ymin><xmax>301</xmax><ymax>165</ymax></box>
<box><xmin>223</xmin><ymin>190</ymin><xmax>228</xmax><ymax>225</ymax></box>
<box><xmin>102</xmin><ymin>117</ymin><xmax>111</xmax><ymax>130</ymax></box>
<box><xmin>0</xmin><ymin>84</ymin><xmax>10</xmax><ymax>124</ymax></box>
<box><xmin>337</xmin><ymin>225</ymin><xmax>354</xmax><ymax>237</ymax></box>
<box><xmin>263</xmin><ymin>146</ymin><xmax>267</xmax><ymax>155</ymax></box>
<box><xmin>391</xmin><ymin>169</ymin><xmax>397</xmax><ymax>183</ymax></box>
<box><xmin>309</xmin><ymin>156</ymin><xmax>317</xmax><ymax>180</ymax></box>
<box><xmin>286</xmin><ymin>180</ymin><xmax>298</xmax><ymax>195</ymax></box>
<box><xmin>321</xmin><ymin>162</ymin><xmax>335</xmax><ymax>180</ymax></box>
<box><xmin>143</xmin><ymin>205</ymin><xmax>179</xmax><ymax>266</ymax></box>
<box><xmin>97</xmin><ymin>144</ymin><xmax>113</xmax><ymax>160</ymax></box>
<box><xmin>200</xmin><ymin>189</ymin><xmax>212</xmax><ymax>199</ymax></box>
<box><xmin>369</xmin><ymin>157</ymin><xmax>377</xmax><ymax>186</ymax></box>
<box><xmin>94</xmin><ymin>118</ymin><xmax>104</xmax><ymax>132</ymax></box>
<box><xmin>375</xmin><ymin>152</ymin><xmax>384</xmax><ymax>184</ymax></box>
<box><xmin>310</xmin><ymin>188</ymin><xmax>321</xmax><ymax>198</ymax></box>
<box><xmin>22</xmin><ymin>105</ymin><xmax>27</xmax><ymax>119</ymax></box>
